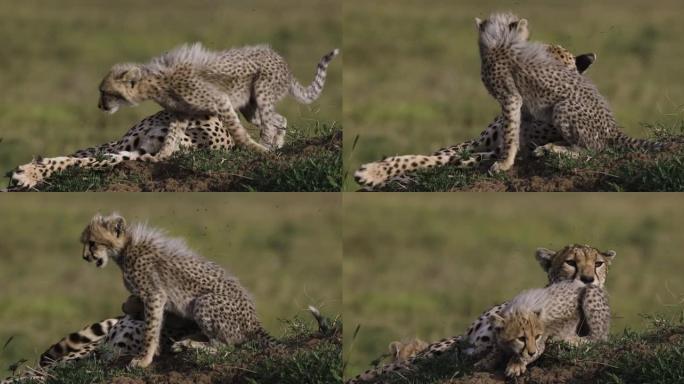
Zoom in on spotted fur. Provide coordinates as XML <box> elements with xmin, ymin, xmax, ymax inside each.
<box><xmin>354</xmin><ymin>45</ymin><xmax>596</xmax><ymax>190</ymax></box>
<box><xmin>345</xmin><ymin>244</ymin><xmax>615</xmax><ymax>383</ymax></box>
<box><xmin>7</xmin><ymin>110</ymin><xmax>233</xmax><ymax>190</ymax></box>
<box><xmin>80</xmin><ymin>212</ymin><xmax>277</xmax><ymax>368</ymax></box>
<box><xmin>477</xmin><ymin>12</ymin><xmax>666</xmax><ymax>173</ymax></box>
<box><xmin>98</xmin><ymin>43</ymin><xmax>339</xmax><ymax>151</ymax></box>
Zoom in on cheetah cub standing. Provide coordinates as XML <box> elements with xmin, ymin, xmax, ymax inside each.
<box><xmin>477</xmin><ymin>12</ymin><xmax>664</xmax><ymax>172</ymax></box>
<box><xmin>80</xmin><ymin>213</ymin><xmax>275</xmax><ymax>368</ymax></box>
<box><xmin>98</xmin><ymin>43</ymin><xmax>339</xmax><ymax>152</ymax></box>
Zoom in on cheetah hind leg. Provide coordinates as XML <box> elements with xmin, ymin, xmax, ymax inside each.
<box><xmin>354</xmin><ymin>148</ymin><xmax>496</xmax><ymax>190</ymax></box>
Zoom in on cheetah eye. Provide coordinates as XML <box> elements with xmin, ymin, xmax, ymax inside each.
<box><xmin>509</xmin><ymin>21</ymin><xmax>519</xmax><ymax>30</ymax></box>
<box><xmin>595</xmin><ymin>261</ymin><xmax>604</xmax><ymax>268</ymax></box>
<box><xmin>535</xmin><ymin>334</ymin><xmax>542</xmax><ymax>340</ymax></box>
<box><xmin>517</xmin><ymin>336</ymin><xmax>526</xmax><ymax>342</ymax></box>
<box><xmin>565</xmin><ymin>260</ymin><xmax>577</xmax><ymax>267</ymax></box>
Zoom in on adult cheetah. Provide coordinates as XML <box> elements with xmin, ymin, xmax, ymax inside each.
<box><xmin>7</xmin><ymin>111</ymin><xmax>233</xmax><ymax>190</ymax></box>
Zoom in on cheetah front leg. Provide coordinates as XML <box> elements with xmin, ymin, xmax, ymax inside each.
<box><xmin>149</xmin><ymin>118</ymin><xmax>188</xmax><ymax>161</ymax></box>
<box><xmin>581</xmin><ymin>286</ymin><xmax>611</xmax><ymax>341</ymax></box>
<box><xmin>490</xmin><ymin>94</ymin><xmax>522</xmax><ymax>172</ymax></box>
<box><xmin>130</xmin><ymin>293</ymin><xmax>166</xmax><ymax>368</ymax></box>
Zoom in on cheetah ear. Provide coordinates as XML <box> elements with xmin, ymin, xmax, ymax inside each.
<box><xmin>517</xmin><ymin>18</ymin><xmax>528</xmax><ymax>31</ymax></box>
<box><xmin>535</xmin><ymin>248</ymin><xmax>555</xmax><ymax>271</ymax></box>
<box><xmin>601</xmin><ymin>250</ymin><xmax>616</xmax><ymax>264</ymax></box>
<box><xmin>118</xmin><ymin>66</ymin><xmax>143</xmax><ymax>84</ymax></box>
<box><xmin>388</xmin><ymin>341</ymin><xmax>402</xmax><ymax>358</ymax></box>
<box><xmin>106</xmin><ymin>213</ymin><xmax>126</xmax><ymax>238</ymax></box>
<box><xmin>475</xmin><ymin>17</ymin><xmax>483</xmax><ymax>31</ymax></box>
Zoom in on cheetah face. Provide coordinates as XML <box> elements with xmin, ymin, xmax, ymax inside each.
<box><xmin>80</xmin><ymin>213</ymin><xmax>128</xmax><ymax>268</ymax></box>
<box><xmin>536</xmin><ymin>245</ymin><xmax>616</xmax><ymax>287</ymax></box>
<box><xmin>98</xmin><ymin>64</ymin><xmax>143</xmax><ymax>114</ymax></box>
<box><xmin>491</xmin><ymin>310</ymin><xmax>544</xmax><ymax>360</ymax></box>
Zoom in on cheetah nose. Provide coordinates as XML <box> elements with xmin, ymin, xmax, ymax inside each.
<box><xmin>580</xmin><ymin>276</ymin><xmax>594</xmax><ymax>284</ymax></box>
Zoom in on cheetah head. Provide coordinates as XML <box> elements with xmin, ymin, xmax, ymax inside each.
<box><xmin>491</xmin><ymin>310</ymin><xmax>544</xmax><ymax>364</ymax></box>
<box><xmin>388</xmin><ymin>338</ymin><xmax>429</xmax><ymax>362</ymax></box>
<box><xmin>98</xmin><ymin>64</ymin><xmax>145</xmax><ymax>114</ymax></box>
<box><xmin>475</xmin><ymin>12</ymin><xmax>529</xmax><ymax>50</ymax></box>
<box><xmin>536</xmin><ymin>244</ymin><xmax>616</xmax><ymax>287</ymax></box>
<box><xmin>80</xmin><ymin>212</ymin><xmax>128</xmax><ymax>268</ymax></box>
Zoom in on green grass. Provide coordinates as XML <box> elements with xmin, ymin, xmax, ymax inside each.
<box><xmin>0</xmin><ymin>194</ymin><xmax>342</xmax><ymax>375</ymax></box>
<box><xmin>20</xmin><ymin>124</ymin><xmax>343</xmax><ymax>192</ymax></box>
<box><xmin>342</xmin><ymin>194</ymin><xmax>684</xmax><ymax>379</ymax></box>
<box><xmin>0</xmin><ymin>0</ymin><xmax>341</xmax><ymax>184</ymax></box>
<box><xmin>348</xmin><ymin>315</ymin><xmax>684</xmax><ymax>384</ymax></box>
<box><xmin>343</xmin><ymin>0</ymin><xmax>684</xmax><ymax>190</ymax></box>
<box><xmin>5</xmin><ymin>314</ymin><xmax>342</xmax><ymax>384</ymax></box>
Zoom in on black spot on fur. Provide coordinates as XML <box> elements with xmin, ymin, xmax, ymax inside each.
<box><xmin>91</xmin><ymin>323</ymin><xmax>106</xmax><ymax>337</ymax></box>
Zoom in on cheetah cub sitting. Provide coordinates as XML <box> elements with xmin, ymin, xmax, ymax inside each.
<box><xmin>80</xmin><ymin>212</ymin><xmax>276</xmax><ymax>368</ymax></box>
<box><xmin>345</xmin><ymin>244</ymin><xmax>615</xmax><ymax>383</ymax></box>
<box><xmin>99</xmin><ymin>43</ymin><xmax>339</xmax><ymax>152</ymax></box>
<box><xmin>354</xmin><ymin>45</ymin><xmax>596</xmax><ymax>190</ymax></box>
<box><xmin>478</xmin><ymin>12</ymin><xmax>665</xmax><ymax>172</ymax></box>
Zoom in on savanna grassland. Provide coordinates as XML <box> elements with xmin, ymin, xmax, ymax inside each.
<box><xmin>0</xmin><ymin>194</ymin><xmax>342</xmax><ymax>375</ymax></box>
<box><xmin>342</xmin><ymin>194</ymin><xmax>684</xmax><ymax>379</ymax></box>
<box><xmin>0</xmin><ymin>0</ymin><xmax>341</xmax><ymax>188</ymax></box>
<box><xmin>343</xmin><ymin>0</ymin><xmax>684</xmax><ymax>190</ymax></box>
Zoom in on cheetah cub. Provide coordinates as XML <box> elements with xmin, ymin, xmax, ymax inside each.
<box><xmin>488</xmin><ymin>279</ymin><xmax>611</xmax><ymax>376</ymax></box>
<box><xmin>477</xmin><ymin>12</ymin><xmax>664</xmax><ymax>172</ymax></box>
<box><xmin>99</xmin><ymin>43</ymin><xmax>339</xmax><ymax>152</ymax></box>
<box><xmin>80</xmin><ymin>213</ymin><xmax>275</xmax><ymax>368</ymax></box>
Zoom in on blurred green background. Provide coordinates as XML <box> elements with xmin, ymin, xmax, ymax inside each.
<box><xmin>0</xmin><ymin>0</ymin><xmax>341</xmax><ymax>174</ymax></box>
<box><xmin>0</xmin><ymin>194</ymin><xmax>341</xmax><ymax>372</ymax></box>
<box><xmin>343</xmin><ymin>194</ymin><xmax>684</xmax><ymax>378</ymax></box>
<box><xmin>343</xmin><ymin>0</ymin><xmax>684</xmax><ymax>189</ymax></box>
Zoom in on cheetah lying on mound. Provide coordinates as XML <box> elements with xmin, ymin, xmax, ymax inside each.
<box><xmin>347</xmin><ymin>244</ymin><xmax>615</xmax><ymax>383</ymax></box>
<box><xmin>354</xmin><ymin>44</ymin><xmax>596</xmax><ymax>190</ymax></box>
<box><xmin>7</xmin><ymin>111</ymin><xmax>233</xmax><ymax>190</ymax></box>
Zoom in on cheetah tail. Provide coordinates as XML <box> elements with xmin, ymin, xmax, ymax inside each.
<box><xmin>609</xmin><ymin>130</ymin><xmax>670</xmax><ymax>151</ymax></box>
<box><xmin>253</xmin><ymin>327</ymin><xmax>281</xmax><ymax>348</ymax></box>
<box><xmin>289</xmin><ymin>49</ymin><xmax>340</xmax><ymax>104</ymax></box>
<box><xmin>38</xmin><ymin>317</ymin><xmax>121</xmax><ymax>368</ymax></box>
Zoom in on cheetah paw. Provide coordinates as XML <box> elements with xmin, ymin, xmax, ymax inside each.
<box><xmin>489</xmin><ymin>160</ymin><xmax>513</xmax><ymax>173</ymax></box>
<box><xmin>532</xmin><ymin>145</ymin><xmax>549</xmax><ymax>158</ymax></box>
<box><xmin>354</xmin><ymin>162</ymin><xmax>390</xmax><ymax>189</ymax></box>
<box><xmin>505</xmin><ymin>360</ymin><xmax>527</xmax><ymax>377</ymax></box>
<box><xmin>129</xmin><ymin>355</ymin><xmax>153</xmax><ymax>369</ymax></box>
